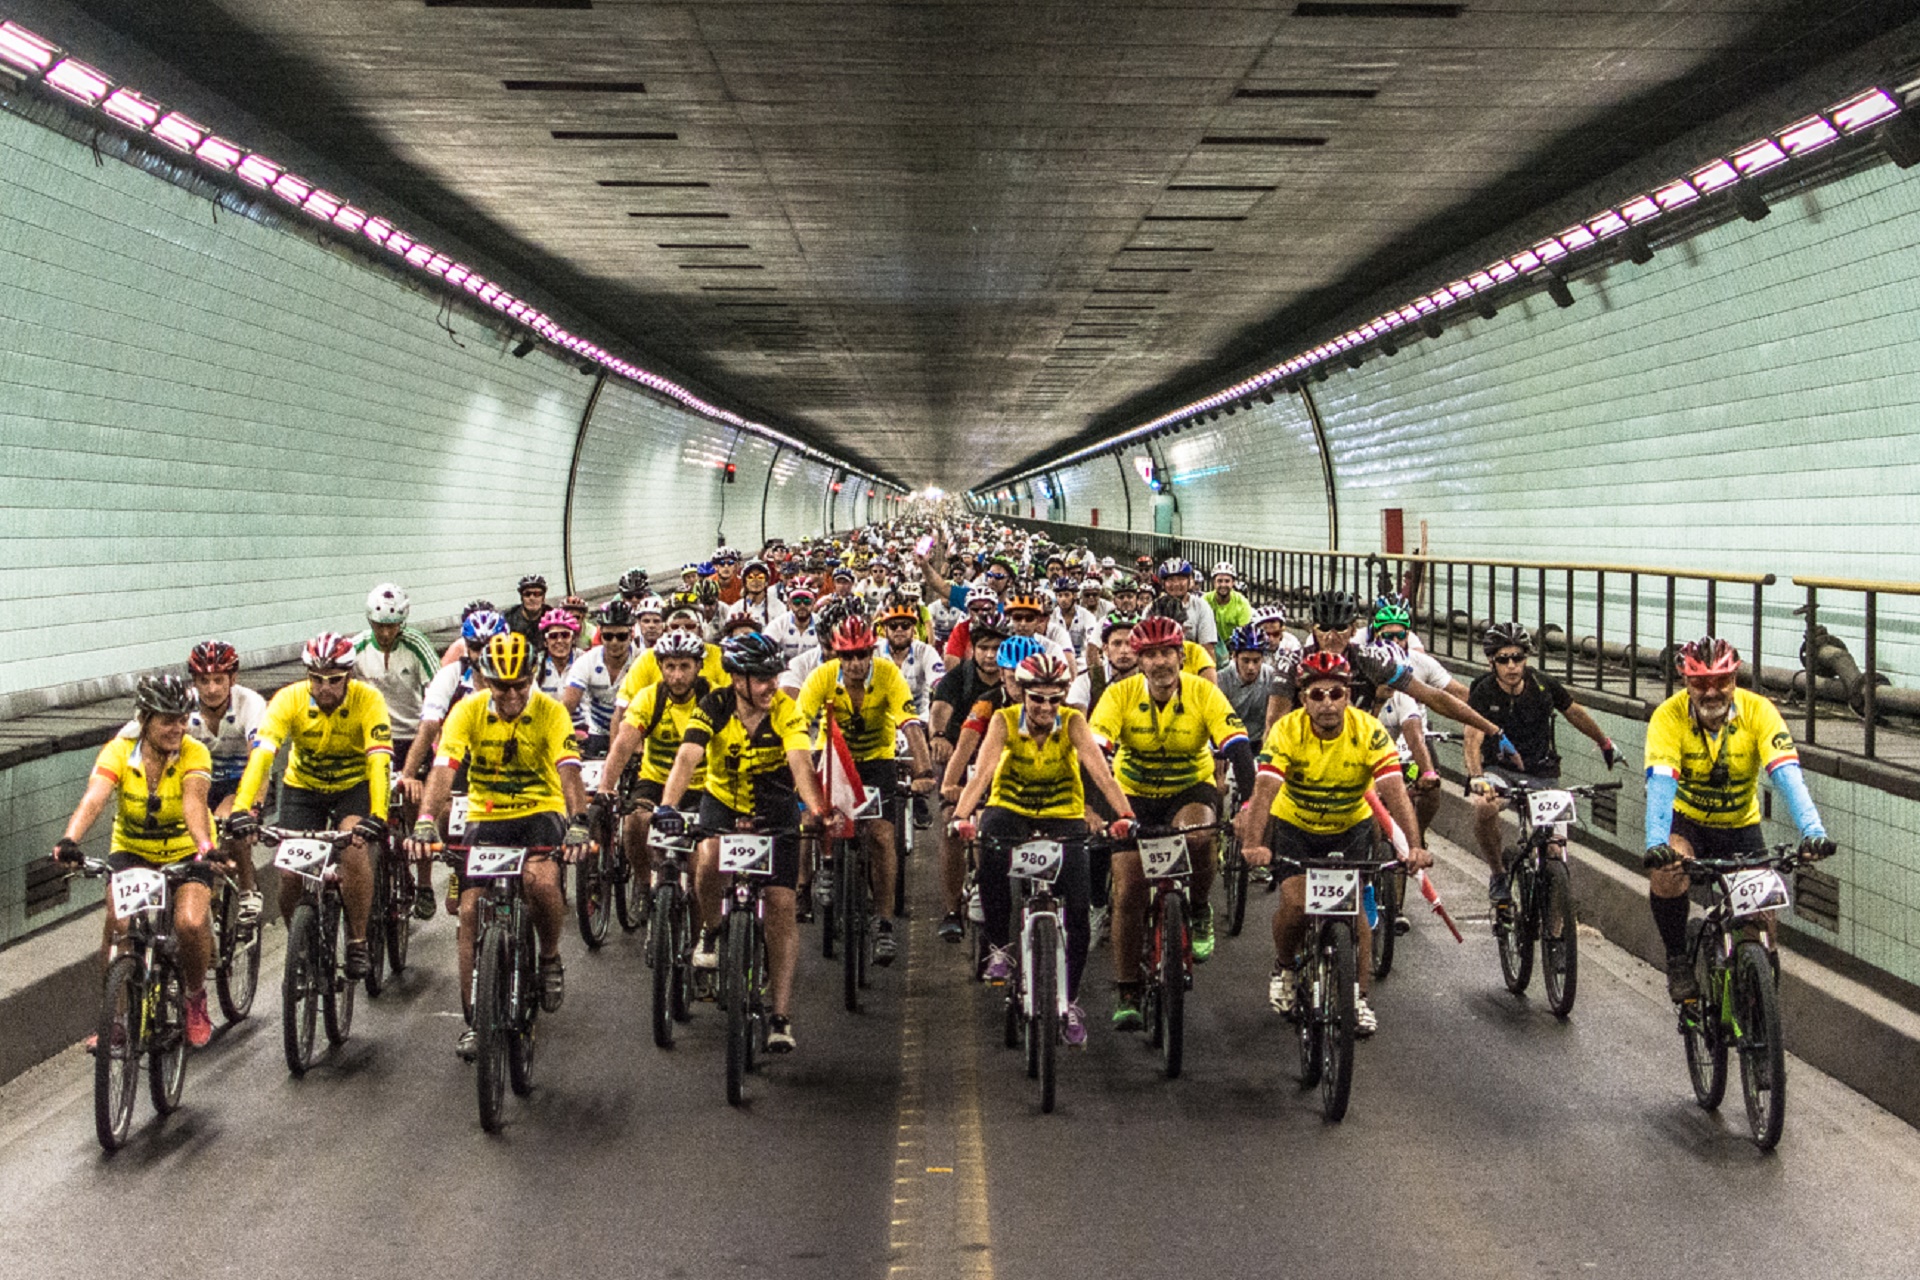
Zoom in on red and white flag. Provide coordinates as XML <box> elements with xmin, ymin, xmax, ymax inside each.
<box><xmin>819</xmin><ymin>716</ymin><xmax>868</xmax><ymax>839</ymax></box>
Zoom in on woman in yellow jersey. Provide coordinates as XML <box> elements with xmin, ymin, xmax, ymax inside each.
<box><xmin>953</xmin><ymin>654</ymin><xmax>1135</xmax><ymax>1049</ymax></box>
<box><xmin>54</xmin><ymin>675</ymin><xmax>220</xmax><ymax>1049</ymax></box>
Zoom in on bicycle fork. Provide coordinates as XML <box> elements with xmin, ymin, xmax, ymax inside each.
<box><xmin>1019</xmin><ymin>899</ymin><xmax>1070</xmax><ymax>1021</ymax></box>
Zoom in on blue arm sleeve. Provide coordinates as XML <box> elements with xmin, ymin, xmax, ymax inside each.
<box><xmin>1769</xmin><ymin>761</ymin><xmax>1826</xmax><ymax>839</ymax></box>
<box><xmin>1644</xmin><ymin>770</ymin><xmax>1677</xmax><ymax>846</ymax></box>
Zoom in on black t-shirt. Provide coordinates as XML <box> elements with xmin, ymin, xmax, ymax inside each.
<box><xmin>931</xmin><ymin>659</ymin><xmax>997</xmax><ymax>745</ymax></box>
<box><xmin>1467</xmin><ymin>669</ymin><xmax>1574</xmax><ymax>777</ymax></box>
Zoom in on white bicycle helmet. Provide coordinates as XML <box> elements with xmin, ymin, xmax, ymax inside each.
<box><xmin>366</xmin><ymin>582</ymin><xmax>410</xmax><ymax>624</ymax></box>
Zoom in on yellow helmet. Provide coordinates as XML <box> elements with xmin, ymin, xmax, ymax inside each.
<box><xmin>477</xmin><ymin>631</ymin><xmax>532</xmax><ymax>683</ymax></box>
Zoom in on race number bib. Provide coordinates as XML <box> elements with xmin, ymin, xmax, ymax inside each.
<box><xmin>718</xmin><ymin>834</ymin><xmax>775</xmax><ymax>876</ymax></box>
<box><xmin>448</xmin><ymin>794</ymin><xmax>470</xmax><ymax>837</ymax></box>
<box><xmin>110</xmin><ymin>867</ymin><xmax>168</xmax><ymax>919</ymax></box>
<box><xmin>1526</xmin><ymin>790</ymin><xmax>1577</xmax><ymax>829</ymax></box>
<box><xmin>1726</xmin><ymin>868</ymin><xmax>1790</xmax><ymax>920</ymax></box>
<box><xmin>273</xmin><ymin>838</ymin><xmax>334</xmax><ymax>879</ymax></box>
<box><xmin>577</xmin><ymin>760</ymin><xmax>605</xmax><ymax>791</ymax></box>
<box><xmin>1010</xmin><ymin>839</ymin><xmax>1064</xmax><ymax>883</ymax></box>
<box><xmin>466</xmin><ymin>846</ymin><xmax>528</xmax><ymax>878</ymax></box>
<box><xmin>1305</xmin><ymin>867</ymin><xmax>1360</xmax><ymax>916</ymax></box>
<box><xmin>1137</xmin><ymin>834</ymin><xmax>1192</xmax><ymax>879</ymax></box>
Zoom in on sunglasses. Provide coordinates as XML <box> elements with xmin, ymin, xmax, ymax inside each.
<box><xmin>1025</xmin><ymin>692</ymin><xmax>1065</xmax><ymax>706</ymax></box>
<box><xmin>1685</xmin><ymin>675</ymin><xmax>1737</xmax><ymax>694</ymax></box>
<box><xmin>1376</xmin><ymin>629</ymin><xmax>1409</xmax><ymax>644</ymax></box>
<box><xmin>1492</xmin><ymin>653</ymin><xmax>1526</xmax><ymax>666</ymax></box>
<box><xmin>308</xmin><ymin>673</ymin><xmax>348</xmax><ymax>688</ymax></box>
<box><xmin>600</xmin><ymin>630</ymin><xmax>632</xmax><ymax>642</ymax></box>
<box><xmin>1304</xmin><ymin>686</ymin><xmax>1349</xmax><ymax>703</ymax></box>
<box><xmin>985</xmin><ymin>570</ymin><xmax>1009</xmax><ymax>581</ymax></box>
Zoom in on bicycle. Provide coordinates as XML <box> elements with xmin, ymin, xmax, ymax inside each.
<box><xmin>1372</xmin><ymin>729</ymin><xmax>1456</xmax><ymax>980</ymax></box>
<box><xmin>981</xmin><ymin>829</ymin><xmax>1077</xmax><ymax>1115</ymax></box>
<box><xmin>834</xmin><ymin>788</ymin><xmax>889</xmax><ymax>1013</ymax></box>
<box><xmin>442</xmin><ymin>842</ymin><xmax>562</xmax><ymax>1133</ymax></box>
<box><xmin>571</xmin><ymin>759</ymin><xmax>631</xmax><ymax>948</ymax></box>
<box><xmin>1676</xmin><ymin>843</ymin><xmax>1809</xmax><ymax>1151</ymax></box>
<box><xmin>209</xmin><ymin>853</ymin><xmax>262</xmax><ymax>1024</ymax></box>
<box><xmin>1217</xmin><ymin>774</ymin><xmax>1252</xmax><ymax>939</ymax></box>
<box><xmin>262</xmin><ymin>826</ymin><xmax>364</xmax><ymax>1076</ymax></box>
<box><xmin>365</xmin><ymin>785</ymin><xmax>417</xmax><ymax>997</ymax></box>
<box><xmin>1276</xmin><ymin>851</ymin><xmax>1400</xmax><ymax>1123</ymax></box>
<box><xmin>713</xmin><ymin>823</ymin><xmax>791</xmax><ymax>1106</ymax></box>
<box><xmin>645</xmin><ymin>824</ymin><xmax>698</xmax><ymax>1048</ymax></box>
<box><xmin>1483</xmin><ymin>777</ymin><xmax>1621</xmax><ymax>1018</ymax></box>
<box><xmin>67</xmin><ymin>857</ymin><xmax>209</xmax><ymax>1152</ymax></box>
<box><xmin>1133</xmin><ymin>823</ymin><xmax>1216</xmax><ymax>1080</ymax></box>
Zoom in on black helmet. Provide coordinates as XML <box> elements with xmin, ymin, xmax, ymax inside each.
<box><xmin>720</xmin><ymin>631</ymin><xmax>786</xmax><ymax>678</ymax></box>
<box><xmin>1148</xmin><ymin>593</ymin><xmax>1187</xmax><ymax>622</ymax></box>
<box><xmin>133</xmin><ymin>673</ymin><xmax>192</xmax><ymax>718</ymax></box>
<box><xmin>618</xmin><ymin>568</ymin><xmax>650</xmax><ymax>596</ymax></box>
<box><xmin>517</xmin><ymin>574</ymin><xmax>548</xmax><ymax>593</ymax></box>
<box><xmin>598</xmin><ymin>599</ymin><xmax>637</xmax><ymax>628</ymax></box>
<box><xmin>1482</xmin><ymin>622</ymin><xmax>1533</xmax><ymax>656</ymax></box>
<box><xmin>1308</xmin><ymin>590</ymin><xmax>1361</xmax><ymax>630</ymax></box>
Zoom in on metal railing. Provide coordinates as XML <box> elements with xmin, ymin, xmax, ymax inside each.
<box><xmin>1794</xmin><ymin>575</ymin><xmax>1920</xmax><ymax>763</ymax></box>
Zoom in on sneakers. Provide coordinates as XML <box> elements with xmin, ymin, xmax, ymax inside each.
<box><xmin>873</xmin><ymin>920</ymin><xmax>897</xmax><ymax>967</ymax></box>
<box><xmin>938</xmin><ymin>911</ymin><xmax>965</xmax><ymax>943</ymax></box>
<box><xmin>455</xmin><ymin>1028</ymin><xmax>477</xmax><ymax>1061</ymax></box>
<box><xmin>1063</xmin><ymin>1002</ymin><xmax>1089</xmax><ymax>1047</ymax></box>
<box><xmin>343</xmin><ymin>940</ymin><xmax>371</xmax><ymax>980</ymax></box>
<box><xmin>538</xmin><ymin>955</ymin><xmax>566</xmax><ymax>1012</ymax></box>
<box><xmin>1393</xmin><ymin>913</ymin><xmax>1411</xmax><ymax>937</ymax></box>
<box><xmin>1355</xmin><ymin>995</ymin><xmax>1378</xmax><ymax>1038</ymax></box>
<box><xmin>693</xmin><ymin>930</ymin><xmax>720</xmax><ymax>971</ymax></box>
<box><xmin>185</xmin><ymin>989</ymin><xmax>213</xmax><ymax>1048</ymax></box>
<box><xmin>766</xmin><ymin>1015</ymin><xmax>796</xmax><ymax>1053</ymax></box>
<box><xmin>984</xmin><ymin>945</ymin><xmax>1016</xmax><ymax>985</ymax></box>
<box><xmin>1250</xmin><ymin>865</ymin><xmax>1273</xmax><ymax>885</ymax></box>
<box><xmin>1488</xmin><ymin>873</ymin><xmax>1513</xmax><ymax>909</ymax></box>
<box><xmin>1269</xmin><ymin>965</ymin><xmax>1297</xmax><ymax>1015</ymax></box>
<box><xmin>413</xmin><ymin>883</ymin><xmax>437</xmax><ymax>921</ymax></box>
<box><xmin>235</xmin><ymin>890</ymin><xmax>264</xmax><ymax>928</ymax></box>
<box><xmin>1190</xmin><ymin>905</ymin><xmax>1216</xmax><ymax>964</ymax></box>
<box><xmin>1111</xmin><ymin>987</ymin><xmax>1144</xmax><ymax>1032</ymax></box>
<box><xmin>1665</xmin><ymin>953</ymin><xmax>1700</xmax><ymax>1004</ymax></box>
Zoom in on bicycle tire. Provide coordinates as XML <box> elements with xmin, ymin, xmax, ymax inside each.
<box><xmin>95</xmin><ymin>953</ymin><xmax>141</xmax><ymax>1152</ymax></box>
<box><xmin>365</xmin><ymin>849</ymin><xmax>391</xmax><ymax>997</ymax></box>
<box><xmin>147</xmin><ymin>959</ymin><xmax>188</xmax><ymax>1116</ymax></box>
<box><xmin>1734</xmin><ymin>940</ymin><xmax>1787</xmax><ymax>1150</ymax></box>
<box><xmin>474</xmin><ymin>925</ymin><xmax>510</xmax><ymax>1132</ymax></box>
<box><xmin>1296</xmin><ymin>957</ymin><xmax>1323</xmax><ymax>1089</ymax></box>
<box><xmin>1004</xmin><ymin>985</ymin><xmax>1021</xmax><ymax>1049</ymax></box>
<box><xmin>650</xmin><ymin>883</ymin><xmax>678</xmax><ymax>1048</ymax></box>
<box><xmin>1321</xmin><ymin>921</ymin><xmax>1357</xmax><ymax>1123</ymax></box>
<box><xmin>575</xmin><ymin>848</ymin><xmax>612</xmax><ymax>949</ymax></box>
<box><xmin>1540</xmin><ymin>858</ymin><xmax>1579</xmax><ymax>1018</ymax></box>
<box><xmin>614</xmin><ymin>833</ymin><xmax>645</xmax><ymax>933</ymax></box>
<box><xmin>841</xmin><ymin>840</ymin><xmax>863</xmax><ymax>1012</ymax></box>
<box><xmin>1371</xmin><ymin>867</ymin><xmax>1400</xmax><ymax>980</ymax></box>
<box><xmin>1497</xmin><ymin>860</ymin><xmax>1535</xmax><ymax>995</ymax></box>
<box><xmin>726</xmin><ymin>914</ymin><xmax>751</xmax><ymax>1106</ymax></box>
<box><xmin>215</xmin><ymin>883</ymin><xmax>260</xmax><ymax>1022</ymax></box>
<box><xmin>385</xmin><ymin>857</ymin><xmax>414</xmax><ymax>977</ymax></box>
<box><xmin>1682</xmin><ymin>920</ymin><xmax>1728</xmax><ymax>1109</ymax></box>
<box><xmin>282</xmin><ymin>903</ymin><xmax>320</xmax><ymax>1076</ymax></box>
<box><xmin>670</xmin><ymin>895</ymin><xmax>695</xmax><ymax>1022</ymax></box>
<box><xmin>1223</xmin><ymin>829</ymin><xmax>1249</xmax><ymax>937</ymax></box>
<box><xmin>1161</xmin><ymin>890</ymin><xmax>1187</xmax><ymax>1080</ymax></box>
<box><xmin>1031</xmin><ymin>913</ymin><xmax>1060</xmax><ymax>1113</ymax></box>
<box><xmin>749</xmin><ymin>922</ymin><xmax>768</xmax><ymax>1069</ymax></box>
<box><xmin>321</xmin><ymin>896</ymin><xmax>355</xmax><ymax>1046</ymax></box>
<box><xmin>819</xmin><ymin>837</ymin><xmax>838</xmax><ymax>960</ymax></box>
<box><xmin>509</xmin><ymin>927</ymin><xmax>538</xmax><ymax>1099</ymax></box>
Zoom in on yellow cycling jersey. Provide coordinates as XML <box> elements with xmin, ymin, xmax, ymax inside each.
<box><xmin>1183</xmin><ymin>641</ymin><xmax>1215</xmax><ymax>677</ymax></box>
<box><xmin>796</xmin><ymin>656</ymin><xmax>922</xmax><ymax>762</ymax></box>
<box><xmin>623</xmin><ymin>682</ymin><xmax>707</xmax><ymax>788</ymax></box>
<box><xmin>1090</xmin><ymin>672</ymin><xmax>1247</xmax><ymax>798</ymax></box>
<box><xmin>236</xmin><ymin>680</ymin><xmax>392</xmax><ymax>818</ymax></box>
<box><xmin>683</xmin><ymin>688</ymin><xmax>812</xmax><ymax>814</ymax></box>
<box><xmin>1258</xmin><ymin>706</ymin><xmax>1399</xmax><ymax>835</ymax></box>
<box><xmin>986</xmin><ymin>705</ymin><xmax>1084</xmax><ymax>820</ymax></box>
<box><xmin>1644</xmin><ymin>688</ymin><xmax>1797</xmax><ymax>828</ymax></box>
<box><xmin>616</xmin><ymin>643</ymin><xmax>730</xmax><ymax>708</ymax></box>
<box><xmin>93</xmin><ymin>735</ymin><xmax>213</xmax><ymax>862</ymax></box>
<box><xmin>436</xmin><ymin>688</ymin><xmax>580</xmax><ymax>822</ymax></box>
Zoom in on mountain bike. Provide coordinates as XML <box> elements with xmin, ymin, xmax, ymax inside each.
<box><xmin>987</xmin><ymin>830</ymin><xmax>1078</xmax><ymax>1115</ymax></box>
<box><xmin>1677</xmin><ymin>843</ymin><xmax>1812</xmax><ymax>1151</ymax></box>
<box><xmin>1277</xmin><ymin>851</ymin><xmax>1399</xmax><ymax>1122</ymax></box>
<box><xmin>1484</xmin><ymin>777</ymin><xmax>1621</xmax><ymax>1018</ymax></box>
<box><xmin>1372</xmin><ymin>729</ymin><xmax>1456</xmax><ymax>979</ymax></box>
<box><xmin>572</xmin><ymin>759</ymin><xmax>622</xmax><ymax>949</ymax></box>
<box><xmin>1134</xmin><ymin>824</ymin><xmax>1214</xmax><ymax>1080</ymax></box>
<box><xmin>645</xmin><ymin>825</ymin><xmax>698</xmax><ymax>1048</ymax></box>
<box><xmin>1217</xmin><ymin>774</ymin><xmax>1251</xmax><ymax>938</ymax></box>
<box><xmin>365</xmin><ymin>787</ymin><xmax>417</xmax><ymax>997</ymax></box>
<box><xmin>262</xmin><ymin>826</ymin><xmax>364</xmax><ymax>1076</ymax></box>
<box><xmin>209</xmin><ymin>855</ymin><xmax>262</xmax><ymax>1023</ymax></box>
<box><xmin>715</xmin><ymin>825</ymin><xmax>790</xmax><ymax>1106</ymax></box>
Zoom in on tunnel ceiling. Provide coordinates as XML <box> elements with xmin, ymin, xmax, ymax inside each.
<box><xmin>64</xmin><ymin>1</ymin><xmax>1918</xmax><ymax>488</ymax></box>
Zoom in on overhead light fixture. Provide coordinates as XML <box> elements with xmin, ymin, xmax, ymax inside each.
<box><xmin>1546</xmin><ymin>274</ymin><xmax>1576</xmax><ymax>308</ymax></box>
<box><xmin>1258</xmin><ymin>391</ymin><xmax>1275</xmax><ymax>405</ymax></box>
<box><xmin>511</xmin><ymin>336</ymin><xmax>536</xmax><ymax>358</ymax></box>
<box><xmin>1421</xmin><ymin>317</ymin><xmax>1443</xmax><ymax>340</ymax></box>
<box><xmin>1733</xmin><ymin>183</ymin><xmax>1770</xmax><ymax>222</ymax></box>
<box><xmin>1312</xmin><ymin>365</ymin><xmax>1330</xmax><ymax>383</ymax></box>
<box><xmin>1379</xmin><ymin>336</ymin><xmax>1398</xmax><ymax>357</ymax></box>
<box><xmin>1345</xmin><ymin>351</ymin><xmax>1363</xmax><ymax>370</ymax></box>
<box><xmin>1474</xmin><ymin>298</ymin><xmax>1497</xmax><ymax>321</ymax></box>
<box><xmin>1880</xmin><ymin>113</ymin><xmax>1920</xmax><ymax>169</ymax></box>
<box><xmin>1625</xmin><ymin>228</ymin><xmax>1654</xmax><ymax>264</ymax></box>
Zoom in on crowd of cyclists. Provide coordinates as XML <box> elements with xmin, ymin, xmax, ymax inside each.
<box><xmin>52</xmin><ymin>512</ymin><xmax>1839</xmax><ymax>1136</ymax></box>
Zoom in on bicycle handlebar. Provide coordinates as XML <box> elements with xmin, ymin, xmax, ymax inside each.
<box><xmin>257</xmin><ymin>826</ymin><xmax>360</xmax><ymax>847</ymax></box>
<box><xmin>1683</xmin><ymin>843</ymin><xmax>1805</xmax><ymax>880</ymax></box>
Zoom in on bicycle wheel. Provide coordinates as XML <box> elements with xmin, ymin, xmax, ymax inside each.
<box><xmin>841</xmin><ymin>844</ymin><xmax>864</xmax><ymax>1011</ymax></box>
<box><xmin>614</xmin><ymin>828</ymin><xmax>645</xmax><ymax>933</ymax></box>
<box><xmin>215</xmin><ymin>883</ymin><xmax>261</xmax><ymax>1022</ymax></box>
<box><xmin>385</xmin><ymin>856</ymin><xmax>413</xmax><ymax>977</ymax></box>
<box><xmin>726</xmin><ymin>915</ymin><xmax>752</xmax><ymax>1106</ymax></box>
<box><xmin>575</xmin><ymin>847</ymin><xmax>612</xmax><ymax>949</ymax></box>
<box><xmin>1223</xmin><ymin>829</ymin><xmax>1249</xmax><ymax>937</ymax></box>
<box><xmin>1681</xmin><ymin>920</ymin><xmax>1728</xmax><ymax>1109</ymax></box>
<box><xmin>147</xmin><ymin>960</ymin><xmax>188</xmax><ymax>1117</ymax></box>
<box><xmin>282</xmin><ymin>903</ymin><xmax>320</xmax><ymax>1075</ymax></box>
<box><xmin>650</xmin><ymin>883</ymin><xmax>679</xmax><ymax>1048</ymax></box>
<box><xmin>1321</xmin><ymin>921</ymin><xmax>1357</xmax><ymax>1123</ymax></box>
<box><xmin>473</xmin><ymin>925</ymin><xmax>510</xmax><ymax>1133</ymax></box>
<box><xmin>819</xmin><ymin>838</ymin><xmax>838</xmax><ymax>960</ymax></box>
<box><xmin>1030</xmin><ymin>914</ymin><xmax>1060</xmax><ymax>1113</ymax></box>
<box><xmin>1496</xmin><ymin>861</ymin><xmax>1535</xmax><ymax>995</ymax></box>
<box><xmin>1296</xmin><ymin>957</ymin><xmax>1323</xmax><ymax>1090</ymax></box>
<box><xmin>1160</xmin><ymin>891</ymin><xmax>1188</xmax><ymax>1080</ymax></box>
<box><xmin>1540</xmin><ymin>858</ymin><xmax>1579</xmax><ymax>1018</ymax></box>
<box><xmin>670</xmin><ymin>896</ymin><xmax>695</xmax><ymax>1022</ymax></box>
<box><xmin>321</xmin><ymin>896</ymin><xmax>355</xmax><ymax>1046</ymax></box>
<box><xmin>1371</xmin><ymin>868</ymin><xmax>1401</xmax><ymax>980</ymax></box>
<box><xmin>364</xmin><ymin>849</ymin><xmax>391</xmax><ymax>997</ymax></box>
<box><xmin>1733</xmin><ymin>940</ymin><xmax>1787</xmax><ymax>1150</ymax></box>
<box><xmin>95</xmin><ymin>954</ymin><xmax>141</xmax><ymax>1152</ymax></box>
<box><xmin>508</xmin><ymin>920</ymin><xmax>538</xmax><ymax>1098</ymax></box>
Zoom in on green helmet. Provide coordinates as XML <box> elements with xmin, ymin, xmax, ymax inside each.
<box><xmin>1372</xmin><ymin>597</ymin><xmax>1412</xmax><ymax>629</ymax></box>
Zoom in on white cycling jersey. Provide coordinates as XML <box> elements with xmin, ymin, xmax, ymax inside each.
<box><xmin>118</xmin><ymin>684</ymin><xmax>267</xmax><ymax>785</ymax></box>
<box><xmin>565</xmin><ymin>644</ymin><xmax>636</xmax><ymax>737</ymax></box>
<box><xmin>766</xmin><ymin>612</ymin><xmax>818</xmax><ymax>663</ymax></box>
<box><xmin>880</xmin><ymin>637</ymin><xmax>945</xmax><ymax>708</ymax></box>
<box><xmin>420</xmin><ymin>661</ymin><xmax>476</xmax><ymax>724</ymax></box>
<box><xmin>351</xmin><ymin>626</ymin><xmax>440</xmax><ymax>738</ymax></box>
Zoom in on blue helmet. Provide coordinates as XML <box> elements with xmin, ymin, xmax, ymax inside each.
<box><xmin>462</xmin><ymin>609</ymin><xmax>507</xmax><ymax>645</ymax></box>
<box><xmin>996</xmin><ymin>635</ymin><xmax>1046</xmax><ymax>669</ymax></box>
<box><xmin>1228</xmin><ymin>623</ymin><xmax>1272</xmax><ymax>654</ymax></box>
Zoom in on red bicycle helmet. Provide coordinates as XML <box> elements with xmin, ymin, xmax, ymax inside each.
<box><xmin>1676</xmin><ymin>636</ymin><xmax>1740</xmax><ymax>679</ymax></box>
<box><xmin>302</xmin><ymin>632</ymin><xmax>356</xmax><ymax>673</ymax></box>
<box><xmin>1296</xmin><ymin>650</ymin><xmax>1352</xmax><ymax>686</ymax></box>
<box><xmin>1128</xmin><ymin>616</ymin><xmax>1186</xmax><ymax>653</ymax></box>
<box><xmin>831</xmin><ymin>617</ymin><xmax>877</xmax><ymax>654</ymax></box>
<box><xmin>1015</xmin><ymin>653</ymin><xmax>1072</xmax><ymax>687</ymax></box>
<box><xmin>188</xmin><ymin>639</ymin><xmax>240</xmax><ymax>675</ymax></box>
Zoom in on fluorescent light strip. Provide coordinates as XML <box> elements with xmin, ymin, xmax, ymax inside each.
<box><xmin>0</xmin><ymin>18</ymin><xmax>894</xmax><ymax>488</ymax></box>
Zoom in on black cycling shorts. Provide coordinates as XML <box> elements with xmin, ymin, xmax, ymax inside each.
<box><xmin>696</xmin><ymin>793</ymin><xmax>801</xmax><ymax>891</ymax></box>
<box><xmin>1670</xmin><ymin>812</ymin><xmax>1767</xmax><ymax>860</ymax></box>
<box><xmin>1264</xmin><ymin>816</ymin><xmax>1374</xmax><ymax>882</ymax></box>
<box><xmin>458</xmin><ymin>812</ymin><xmax>568</xmax><ymax>893</ymax></box>
<box><xmin>107</xmin><ymin>850</ymin><xmax>219</xmax><ymax>892</ymax></box>
<box><xmin>277</xmin><ymin>781</ymin><xmax>374</xmax><ymax>833</ymax></box>
<box><xmin>1127</xmin><ymin>781</ymin><xmax>1220</xmax><ymax>829</ymax></box>
<box><xmin>629</xmin><ymin>778</ymin><xmax>707</xmax><ymax>811</ymax></box>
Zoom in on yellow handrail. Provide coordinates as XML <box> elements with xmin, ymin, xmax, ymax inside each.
<box><xmin>1792</xmin><ymin>574</ymin><xmax>1920</xmax><ymax>597</ymax></box>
